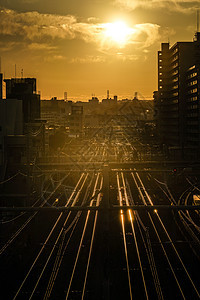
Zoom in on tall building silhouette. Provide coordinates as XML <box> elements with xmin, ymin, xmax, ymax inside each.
<box><xmin>0</xmin><ymin>73</ymin><xmax>3</xmax><ymax>99</ymax></box>
<box><xmin>154</xmin><ymin>32</ymin><xmax>200</xmax><ymax>159</ymax></box>
<box><xmin>4</xmin><ymin>77</ymin><xmax>40</xmax><ymax>123</ymax></box>
<box><xmin>0</xmin><ymin>77</ymin><xmax>44</xmax><ymax>169</ymax></box>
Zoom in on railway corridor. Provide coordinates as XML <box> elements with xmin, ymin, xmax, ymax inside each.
<box><xmin>1</xmin><ymin>125</ymin><xmax>200</xmax><ymax>299</ymax></box>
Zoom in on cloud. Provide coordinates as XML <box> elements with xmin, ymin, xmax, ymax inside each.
<box><xmin>44</xmin><ymin>54</ymin><xmax>66</xmax><ymax>62</ymax></box>
<box><xmin>0</xmin><ymin>8</ymin><xmax>76</xmax><ymax>39</ymax></box>
<box><xmin>28</xmin><ymin>43</ymin><xmax>57</xmax><ymax>50</ymax></box>
<box><xmin>0</xmin><ymin>7</ymin><xmax>162</xmax><ymax>53</ymax></box>
<box><xmin>116</xmin><ymin>53</ymin><xmax>140</xmax><ymax>61</ymax></box>
<box><xmin>131</xmin><ymin>23</ymin><xmax>160</xmax><ymax>47</ymax></box>
<box><xmin>69</xmin><ymin>55</ymin><xmax>106</xmax><ymax>64</ymax></box>
<box><xmin>20</xmin><ymin>0</ymin><xmax>39</xmax><ymax>3</ymax></box>
<box><xmin>115</xmin><ymin>0</ymin><xmax>200</xmax><ymax>13</ymax></box>
<box><xmin>0</xmin><ymin>41</ymin><xmax>19</xmax><ymax>52</ymax></box>
<box><xmin>22</xmin><ymin>0</ymin><xmax>39</xmax><ymax>2</ymax></box>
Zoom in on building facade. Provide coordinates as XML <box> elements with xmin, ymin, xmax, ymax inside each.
<box><xmin>4</xmin><ymin>77</ymin><xmax>40</xmax><ymax>123</ymax></box>
<box><xmin>69</xmin><ymin>105</ymin><xmax>83</xmax><ymax>137</ymax></box>
<box><xmin>154</xmin><ymin>32</ymin><xmax>200</xmax><ymax>159</ymax></box>
<box><xmin>0</xmin><ymin>99</ymin><xmax>24</xmax><ymax>165</ymax></box>
<box><xmin>0</xmin><ymin>77</ymin><xmax>45</xmax><ymax>170</ymax></box>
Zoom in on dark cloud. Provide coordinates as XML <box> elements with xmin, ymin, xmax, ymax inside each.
<box><xmin>115</xmin><ymin>0</ymin><xmax>200</xmax><ymax>13</ymax></box>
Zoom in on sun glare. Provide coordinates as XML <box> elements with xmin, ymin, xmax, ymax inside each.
<box><xmin>104</xmin><ymin>21</ymin><xmax>133</xmax><ymax>46</ymax></box>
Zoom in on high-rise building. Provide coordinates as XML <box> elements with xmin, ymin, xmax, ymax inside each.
<box><xmin>0</xmin><ymin>73</ymin><xmax>3</xmax><ymax>99</ymax></box>
<box><xmin>185</xmin><ymin>64</ymin><xmax>200</xmax><ymax>156</ymax></box>
<box><xmin>1</xmin><ymin>77</ymin><xmax>45</xmax><ymax>168</ymax></box>
<box><xmin>4</xmin><ymin>77</ymin><xmax>40</xmax><ymax>123</ymax></box>
<box><xmin>154</xmin><ymin>32</ymin><xmax>200</xmax><ymax>159</ymax></box>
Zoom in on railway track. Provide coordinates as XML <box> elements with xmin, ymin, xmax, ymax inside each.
<box><xmin>0</xmin><ymin>124</ymin><xmax>200</xmax><ymax>299</ymax></box>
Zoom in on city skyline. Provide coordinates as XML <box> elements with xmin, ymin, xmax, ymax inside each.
<box><xmin>0</xmin><ymin>0</ymin><xmax>199</xmax><ymax>100</ymax></box>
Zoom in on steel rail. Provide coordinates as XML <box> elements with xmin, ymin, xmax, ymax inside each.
<box><xmin>150</xmin><ymin>175</ymin><xmax>200</xmax><ymax>253</ymax></box>
<box><xmin>136</xmin><ymin>172</ymin><xmax>200</xmax><ymax>297</ymax></box>
<box><xmin>13</xmin><ymin>173</ymin><xmax>88</xmax><ymax>300</ymax></box>
<box><xmin>43</xmin><ymin>171</ymin><xmax>97</xmax><ymax>299</ymax></box>
<box><xmin>35</xmin><ymin>173</ymin><xmax>94</xmax><ymax>300</ymax></box>
<box><xmin>29</xmin><ymin>173</ymin><xmax>91</xmax><ymax>299</ymax></box>
<box><xmin>65</xmin><ymin>173</ymin><xmax>102</xmax><ymax>299</ymax></box>
<box><xmin>156</xmin><ymin>211</ymin><xmax>200</xmax><ymax>298</ymax></box>
<box><xmin>0</xmin><ymin>175</ymin><xmax>69</xmax><ymax>256</ymax></box>
<box><xmin>117</xmin><ymin>172</ymin><xmax>133</xmax><ymax>300</ymax></box>
<box><xmin>121</xmin><ymin>172</ymin><xmax>149</xmax><ymax>299</ymax></box>
<box><xmin>81</xmin><ymin>176</ymin><xmax>103</xmax><ymax>300</ymax></box>
<box><xmin>131</xmin><ymin>172</ymin><xmax>186</xmax><ymax>299</ymax></box>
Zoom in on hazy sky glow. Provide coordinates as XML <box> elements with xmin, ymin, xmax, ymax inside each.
<box><xmin>0</xmin><ymin>0</ymin><xmax>199</xmax><ymax>100</ymax></box>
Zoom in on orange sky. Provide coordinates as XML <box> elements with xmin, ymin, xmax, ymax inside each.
<box><xmin>0</xmin><ymin>0</ymin><xmax>199</xmax><ymax>100</ymax></box>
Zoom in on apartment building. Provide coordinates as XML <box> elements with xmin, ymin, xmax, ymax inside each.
<box><xmin>154</xmin><ymin>32</ymin><xmax>200</xmax><ymax>159</ymax></box>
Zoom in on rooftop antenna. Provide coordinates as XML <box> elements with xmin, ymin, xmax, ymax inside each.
<box><xmin>15</xmin><ymin>64</ymin><xmax>16</xmax><ymax>78</ymax></box>
<box><xmin>107</xmin><ymin>89</ymin><xmax>109</xmax><ymax>99</ymax></box>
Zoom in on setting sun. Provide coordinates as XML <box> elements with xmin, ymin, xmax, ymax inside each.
<box><xmin>104</xmin><ymin>21</ymin><xmax>133</xmax><ymax>46</ymax></box>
